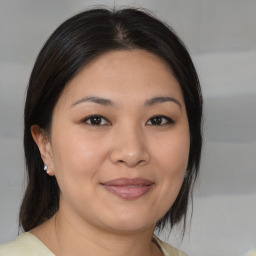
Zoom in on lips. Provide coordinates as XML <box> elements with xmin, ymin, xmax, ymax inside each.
<box><xmin>101</xmin><ymin>178</ymin><xmax>154</xmax><ymax>200</ymax></box>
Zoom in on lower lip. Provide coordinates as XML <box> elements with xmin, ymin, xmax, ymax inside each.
<box><xmin>102</xmin><ymin>184</ymin><xmax>154</xmax><ymax>199</ymax></box>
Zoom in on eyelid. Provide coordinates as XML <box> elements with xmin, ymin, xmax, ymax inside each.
<box><xmin>146</xmin><ymin>115</ymin><xmax>174</xmax><ymax>126</ymax></box>
<box><xmin>82</xmin><ymin>114</ymin><xmax>111</xmax><ymax>126</ymax></box>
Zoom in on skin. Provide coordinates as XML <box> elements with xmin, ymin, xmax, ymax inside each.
<box><xmin>31</xmin><ymin>49</ymin><xmax>190</xmax><ymax>256</ymax></box>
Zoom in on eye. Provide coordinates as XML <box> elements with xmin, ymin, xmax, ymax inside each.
<box><xmin>83</xmin><ymin>115</ymin><xmax>110</xmax><ymax>126</ymax></box>
<box><xmin>146</xmin><ymin>115</ymin><xmax>174</xmax><ymax>126</ymax></box>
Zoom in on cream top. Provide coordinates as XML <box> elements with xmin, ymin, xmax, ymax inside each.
<box><xmin>0</xmin><ymin>232</ymin><xmax>188</xmax><ymax>256</ymax></box>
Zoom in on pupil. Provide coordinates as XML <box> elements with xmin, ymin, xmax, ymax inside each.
<box><xmin>152</xmin><ymin>117</ymin><xmax>162</xmax><ymax>125</ymax></box>
<box><xmin>91</xmin><ymin>116</ymin><xmax>101</xmax><ymax>125</ymax></box>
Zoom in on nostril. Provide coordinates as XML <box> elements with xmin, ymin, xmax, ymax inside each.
<box><xmin>137</xmin><ymin>159</ymin><xmax>146</xmax><ymax>165</ymax></box>
<box><xmin>115</xmin><ymin>158</ymin><xmax>146</xmax><ymax>167</ymax></box>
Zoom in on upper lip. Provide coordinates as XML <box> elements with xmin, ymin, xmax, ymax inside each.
<box><xmin>101</xmin><ymin>177</ymin><xmax>154</xmax><ymax>186</ymax></box>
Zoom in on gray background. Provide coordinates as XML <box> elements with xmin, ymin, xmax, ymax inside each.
<box><xmin>0</xmin><ymin>0</ymin><xmax>255</xmax><ymax>256</ymax></box>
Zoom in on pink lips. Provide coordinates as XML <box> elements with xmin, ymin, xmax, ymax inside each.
<box><xmin>101</xmin><ymin>178</ymin><xmax>154</xmax><ymax>200</ymax></box>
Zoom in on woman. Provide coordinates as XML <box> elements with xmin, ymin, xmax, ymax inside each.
<box><xmin>0</xmin><ymin>7</ymin><xmax>202</xmax><ymax>256</ymax></box>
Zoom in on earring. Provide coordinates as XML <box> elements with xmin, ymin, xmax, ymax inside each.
<box><xmin>44</xmin><ymin>164</ymin><xmax>50</xmax><ymax>174</ymax></box>
<box><xmin>184</xmin><ymin>170</ymin><xmax>188</xmax><ymax>178</ymax></box>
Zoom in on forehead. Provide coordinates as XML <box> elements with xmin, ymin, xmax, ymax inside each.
<box><xmin>59</xmin><ymin>49</ymin><xmax>184</xmax><ymax>106</ymax></box>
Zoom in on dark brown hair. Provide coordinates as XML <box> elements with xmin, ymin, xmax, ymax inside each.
<box><xmin>20</xmin><ymin>7</ymin><xmax>203</xmax><ymax>234</ymax></box>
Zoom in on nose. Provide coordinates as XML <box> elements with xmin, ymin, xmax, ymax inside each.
<box><xmin>109</xmin><ymin>126</ymin><xmax>150</xmax><ymax>168</ymax></box>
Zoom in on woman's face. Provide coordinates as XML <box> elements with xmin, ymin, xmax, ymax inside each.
<box><xmin>40</xmin><ymin>49</ymin><xmax>190</xmax><ymax>233</ymax></box>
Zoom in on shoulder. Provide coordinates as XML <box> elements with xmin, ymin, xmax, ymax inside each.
<box><xmin>0</xmin><ymin>232</ymin><xmax>55</xmax><ymax>256</ymax></box>
<box><xmin>153</xmin><ymin>235</ymin><xmax>189</xmax><ymax>256</ymax></box>
<box><xmin>0</xmin><ymin>233</ymin><xmax>29</xmax><ymax>256</ymax></box>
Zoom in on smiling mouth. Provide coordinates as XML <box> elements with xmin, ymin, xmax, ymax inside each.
<box><xmin>100</xmin><ymin>178</ymin><xmax>155</xmax><ymax>200</ymax></box>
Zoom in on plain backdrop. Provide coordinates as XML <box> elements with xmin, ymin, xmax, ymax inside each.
<box><xmin>0</xmin><ymin>1</ymin><xmax>256</xmax><ymax>256</ymax></box>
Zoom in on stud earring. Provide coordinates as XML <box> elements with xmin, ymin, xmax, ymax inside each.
<box><xmin>44</xmin><ymin>164</ymin><xmax>50</xmax><ymax>174</ymax></box>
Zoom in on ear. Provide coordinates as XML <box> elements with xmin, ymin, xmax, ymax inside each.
<box><xmin>31</xmin><ymin>125</ymin><xmax>55</xmax><ymax>176</ymax></box>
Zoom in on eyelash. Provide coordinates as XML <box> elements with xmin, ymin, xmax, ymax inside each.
<box><xmin>82</xmin><ymin>115</ymin><xmax>110</xmax><ymax>126</ymax></box>
<box><xmin>146</xmin><ymin>115</ymin><xmax>174</xmax><ymax>126</ymax></box>
<box><xmin>82</xmin><ymin>115</ymin><xmax>174</xmax><ymax>126</ymax></box>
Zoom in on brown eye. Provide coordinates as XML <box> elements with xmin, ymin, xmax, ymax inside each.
<box><xmin>84</xmin><ymin>115</ymin><xmax>110</xmax><ymax>126</ymax></box>
<box><xmin>146</xmin><ymin>116</ymin><xmax>174</xmax><ymax>126</ymax></box>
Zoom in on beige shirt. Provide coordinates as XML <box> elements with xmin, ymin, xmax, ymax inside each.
<box><xmin>0</xmin><ymin>232</ymin><xmax>188</xmax><ymax>256</ymax></box>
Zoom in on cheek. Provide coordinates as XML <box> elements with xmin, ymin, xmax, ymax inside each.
<box><xmin>155</xmin><ymin>133</ymin><xmax>190</xmax><ymax>173</ymax></box>
<box><xmin>50</xmin><ymin>133</ymin><xmax>108</xmax><ymax>210</ymax></box>
<box><xmin>50</xmin><ymin>129</ymin><xmax>108</xmax><ymax>185</ymax></box>
<box><xmin>153</xmin><ymin>132</ymin><xmax>190</xmax><ymax>204</ymax></box>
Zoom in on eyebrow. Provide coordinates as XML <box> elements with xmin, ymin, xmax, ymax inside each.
<box><xmin>71</xmin><ymin>96</ymin><xmax>116</xmax><ymax>107</ymax></box>
<box><xmin>71</xmin><ymin>95</ymin><xmax>182</xmax><ymax>109</ymax></box>
<box><xmin>145</xmin><ymin>96</ymin><xmax>182</xmax><ymax>109</ymax></box>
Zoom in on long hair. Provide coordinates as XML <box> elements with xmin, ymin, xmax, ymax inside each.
<box><xmin>20</xmin><ymin>7</ymin><xmax>203</xmax><ymax>233</ymax></box>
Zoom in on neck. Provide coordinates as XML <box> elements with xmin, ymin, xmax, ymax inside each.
<box><xmin>52</xmin><ymin>210</ymin><xmax>161</xmax><ymax>256</ymax></box>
